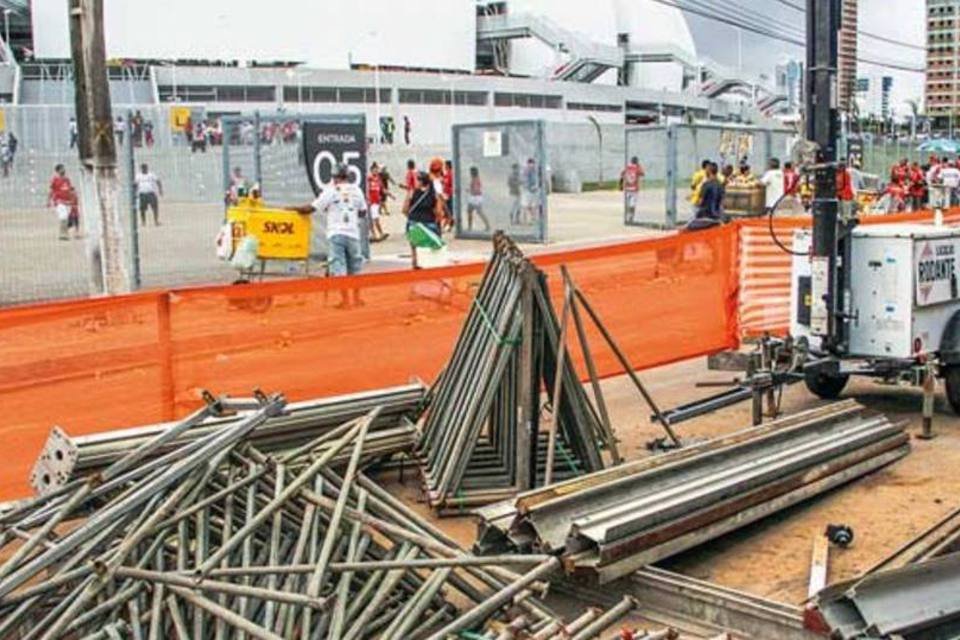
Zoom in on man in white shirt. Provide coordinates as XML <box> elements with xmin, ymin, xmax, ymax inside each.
<box><xmin>292</xmin><ymin>163</ymin><xmax>368</xmax><ymax>281</ymax></box>
<box><xmin>941</xmin><ymin>161</ymin><xmax>960</xmax><ymax>207</ymax></box>
<box><xmin>134</xmin><ymin>163</ymin><xmax>163</xmax><ymax>226</ymax></box>
<box><xmin>760</xmin><ymin>158</ymin><xmax>785</xmax><ymax>214</ymax></box>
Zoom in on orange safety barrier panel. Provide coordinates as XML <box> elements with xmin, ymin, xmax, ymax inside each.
<box><xmin>737</xmin><ymin>209</ymin><xmax>960</xmax><ymax>338</ymax></box>
<box><xmin>0</xmin><ymin>225</ymin><xmax>739</xmax><ymax>500</ymax></box>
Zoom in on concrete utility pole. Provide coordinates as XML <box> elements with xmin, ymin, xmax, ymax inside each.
<box><xmin>69</xmin><ymin>0</ymin><xmax>129</xmax><ymax>295</ymax></box>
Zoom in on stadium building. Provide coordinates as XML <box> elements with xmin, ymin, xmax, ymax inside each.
<box><xmin>0</xmin><ymin>0</ymin><xmax>785</xmax><ymax>145</ymax></box>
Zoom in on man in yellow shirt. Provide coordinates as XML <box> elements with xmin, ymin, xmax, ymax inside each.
<box><xmin>688</xmin><ymin>159</ymin><xmax>711</xmax><ymax>213</ymax></box>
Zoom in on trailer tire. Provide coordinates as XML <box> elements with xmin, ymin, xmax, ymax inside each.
<box><xmin>804</xmin><ymin>370</ymin><xmax>849</xmax><ymax>400</ymax></box>
<box><xmin>944</xmin><ymin>367</ymin><xmax>960</xmax><ymax>415</ymax></box>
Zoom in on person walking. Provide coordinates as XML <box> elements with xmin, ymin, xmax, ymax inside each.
<box><xmin>521</xmin><ymin>157</ymin><xmax>541</xmax><ymax>224</ymax></box>
<box><xmin>379</xmin><ymin>164</ymin><xmax>395</xmax><ymax>216</ymax></box>
<box><xmin>367</xmin><ymin>162</ymin><xmax>389</xmax><ymax>242</ymax></box>
<box><xmin>760</xmin><ymin>158</ymin><xmax>785</xmax><ymax>214</ymax></box>
<box><xmin>403</xmin><ymin>159</ymin><xmax>417</xmax><ymax>194</ymax></box>
<box><xmin>0</xmin><ymin>132</ymin><xmax>11</xmax><ymax>178</ymax></box>
<box><xmin>135</xmin><ymin>163</ymin><xmax>164</xmax><ymax>226</ymax></box>
<box><xmin>68</xmin><ymin>117</ymin><xmax>78</xmax><ymax>149</ymax></box>
<box><xmin>620</xmin><ymin>155</ymin><xmax>645</xmax><ymax>223</ymax></box>
<box><xmin>403</xmin><ymin>116</ymin><xmax>412</xmax><ymax>145</ymax></box>
<box><xmin>48</xmin><ymin>164</ymin><xmax>80</xmax><ymax>240</ymax></box>
<box><xmin>466</xmin><ymin>166</ymin><xmax>491</xmax><ymax>231</ymax></box>
<box><xmin>508</xmin><ymin>163</ymin><xmax>522</xmax><ymax>224</ymax></box>
<box><xmin>403</xmin><ymin>172</ymin><xmax>445</xmax><ymax>270</ymax></box>
<box><xmin>115</xmin><ymin>116</ymin><xmax>125</xmax><ymax>147</ymax></box>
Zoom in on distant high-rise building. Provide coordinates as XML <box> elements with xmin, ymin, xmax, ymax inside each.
<box><xmin>838</xmin><ymin>0</ymin><xmax>859</xmax><ymax>112</ymax></box>
<box><xmin>881</xmin><ymin>76</ymin><xmax>894</xmax><ymax>120</ymax></box>
<box><xmin>927</xmin><ymin>0</ymin><xmax>960</xmax><ymax>125</ymax></box>
<box><xmin>776</xmin><ymin>60</ymin><xmax>803</xmax><ymax>111</ymax></box>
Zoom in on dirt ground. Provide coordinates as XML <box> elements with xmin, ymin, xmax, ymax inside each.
<box><xmin>379</xmin><ymin>355</ymin><xmax>960</xmax><ymax>610</ymax></box>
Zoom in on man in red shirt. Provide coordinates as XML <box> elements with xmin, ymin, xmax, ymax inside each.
<box><xmin>403</xmin><ymin>159</ymin><xmax>417</xmax><ymax>194</ymax></box>
<box><xmin>620</xmin><ymin>156</ymin><xmax>646</xmax><ymax>223</ymax></box>
<box><xmin>443</xmin><ymin>160</ymin><xmax>455</xmax><ymax>225</ymax></box>
<box><xmin>836</xmin><ymin>162</ymin><xmax>857</xmax><ymax>218</ymax></box>
<box><xmin>367</xmin><ymin>162</ymin><xmax>388</xmax><ymax>242</ymax></box>
<box><xmin>908</xmin><ymin>162</ymin><xmax>926</xmax><ymax>211</ymax></box>
<box><xmin>783</xmin><ymin>161</ymin><xmax>800</xmax><ymax>195</ymax></box>
<box><xmin>890</xmin><ymin>158</ymin><xmax>909</xmax><ymax>186</ymax></box>
<box><xmin>47</xmin><ymin>163</ymin><xmax>79</xmax><ymax>240</ymax></box>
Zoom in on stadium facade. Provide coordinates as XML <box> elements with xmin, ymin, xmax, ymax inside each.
<box><xmin>0</xmin><ymin>0</ymin><xmax>785</xmax><ymax>145</ymax></box>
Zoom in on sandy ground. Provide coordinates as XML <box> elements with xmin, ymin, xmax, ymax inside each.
<box><xmin>375</xmin><ymin>356</ymin><xmax>960</xmax><ymax>611</ymax></box>
<box><xmin>0</xmin><ymin>190</ymin><xmax>666</xmax><ymax>306</ymax></box>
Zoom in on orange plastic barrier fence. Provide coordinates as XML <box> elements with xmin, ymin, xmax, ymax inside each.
<box><xmin>737</xmin><ymin>209</ymin><xmax>960</xmax><ymax>338</ymax></box>
<box><xmin>0</xmin><ymin>226</ymin><xmax>739</xmax><ymax>500</ymax></box>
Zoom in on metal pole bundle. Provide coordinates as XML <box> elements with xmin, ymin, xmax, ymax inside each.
<box><xmin>475</xmin><ymin>400</ymin><xmax>910</xmax><ymax>584</ymax></box>
<box><xmin>417</xmin><ymin>233</ymin><xmax>610</xmax><ymax>514</ymax></box>
<box><xmin>1</xmin><ymin>388</ymin><xmax>640</xmax><ymax>639</ymax></box>
<box><xmin>30</xmin><ymin>383</ymin><xmax>426</xmax><ymax>496</ymax></box>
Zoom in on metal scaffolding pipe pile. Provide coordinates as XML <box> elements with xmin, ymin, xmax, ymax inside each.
<box><xmin>29</xmin><ymin>383</ymin><xmax>426</xmax><ymax>496</ymax></box>
<box><xmin>417</xmin><ymin>233</ymin><xmax>609</xmax><ymax>514</ymax></box>
<box><xmin>0</xmin><ymin>388</ymin><xmax>640</xmax><ymax>639</ymax></box>
<box><xmin>475</xmin><ymin>400</ymin><xmax>910</xmax><ymax>584</ymax></box>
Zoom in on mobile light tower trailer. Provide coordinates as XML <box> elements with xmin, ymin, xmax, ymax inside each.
<box><xmin>790</xmin><ymin>0</ymin><xmax>960</xmax><ymax>413</ymax></box>
<box><xmin>658</xmin><ymin>0</ymin><xmax>960</xmax><ymax>431</ymax></box>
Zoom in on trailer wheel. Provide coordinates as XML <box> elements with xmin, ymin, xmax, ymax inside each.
<box><xmin>804</xmin><ymin>370</ymin><xmax>849</xmax><ymax>400</ymax></box>
<box><xmin>944</xmin><ymin>367</ymin><xmax>960</xmax><ymax>415</ymax></box>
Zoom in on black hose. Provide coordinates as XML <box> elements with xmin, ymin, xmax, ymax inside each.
<box><xmin>767</xmin><ymin>191</ymin><xmax>807</xmax><ymax>256</ymax></box>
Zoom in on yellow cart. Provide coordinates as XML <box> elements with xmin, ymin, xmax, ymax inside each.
<box><xmin>226</xmin><ymin>196</ymin><xmax>314</xmax><ymax>281</ymax></box>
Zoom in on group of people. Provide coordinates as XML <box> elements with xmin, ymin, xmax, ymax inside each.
<box><xmin>286</xmin><ymin>156</ymin><xmax>460</xmax><ymax>286</ymax></box>
<box><xmin>683</xmin><ymin>157</ymin><xmax>804</xmax><ymax>225</ymax></box>
<box><xmin>883</xmin><ymin>156</ymin><xmax>960</xmax><ymax>213</ymax></box>
<box><xmin>69</xmin><ymin>113</ymin><xmax>155</xmax><ymax>150</ymax></box>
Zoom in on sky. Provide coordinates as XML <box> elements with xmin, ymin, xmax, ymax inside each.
<box><xmin>684</xmin><ymin>0</ymin><xmax>926</xmax><ymax>118</ymax></box>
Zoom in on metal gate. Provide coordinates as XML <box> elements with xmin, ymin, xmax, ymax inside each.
<box><xmin>625</xmin><ymin>122</ymin><xmax>796</xmax><ymax>229</ymax></box>
<box><xmin>452</xmin><ymin>120</ymin><xmax>548</xmax><ymax>244</ymax></box>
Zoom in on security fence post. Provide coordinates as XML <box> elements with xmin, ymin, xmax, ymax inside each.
<box><xmin>665</xmin><ymin>124</ymin><xmax>678</xmax><ymax>229</ymax></box>
<box><xmin>126</xmin><ymin>111</ymin><xmax>141</xmax><ymax>290</ymax></box>
<box><xmin>253</xmin><ymin>111</ymin><xmax>263</xmax><ymax>190</ymax></box>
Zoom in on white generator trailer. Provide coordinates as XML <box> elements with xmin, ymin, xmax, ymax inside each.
<box><xmin>791</xmin><ymin>223</ymin><xmax>960</xmax><ymax>410</ymax></box>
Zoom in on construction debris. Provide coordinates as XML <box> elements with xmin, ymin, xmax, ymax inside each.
<box><xmin>476</xmin><ymin>400</ymin><xmax>910</xmax><ymax>584</ymax></box>
<box><xmin>808</xmin><ymin>552</ymin><xmax>960</xmax><ymax>639</ymax></box>
<box><xmin>30</xmin><ymin>383</ymin><xmax>426</xmax><ymax>495</ymax></box>
<box><xmin>417</xmin><ymin>234</ymin><xmax>613</xmax><ymax>513</ymax></box>
<box><xmin>1</xmin><ymin>388</ymin><xmax>642</xmax><ymax>639</ymax></box>
<box><xmin>807</xmin><ymin>533</ymin><xmax>830</xmax><ymax>599</ymax></box>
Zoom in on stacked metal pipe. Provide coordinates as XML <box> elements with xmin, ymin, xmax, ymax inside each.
<box><xmin>475</xmin><ymin>400</ymin><xmax>910</xmax><ymax>584</ymax></box>
<box><xmin>1</xmin><ymin>390</ymin><xmax>630</xmax><ymax>639</ymax></box>
<box><xmin>418</xmin><ymin>233</ymin><xmax>607</xmax><ymax>513</ymax></box>
<box><xmin>30</xmin><ymin>383</ymin><xmax>425</xmax><ymax>496</ymax></box>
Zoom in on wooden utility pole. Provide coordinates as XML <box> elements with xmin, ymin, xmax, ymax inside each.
<box><xmin>69</xmin><ymin>0</ymin><xmax>129</xmax><ymax>295</ymax></box>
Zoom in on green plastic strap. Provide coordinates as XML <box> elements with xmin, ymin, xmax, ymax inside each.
<box><xmin>472</xmin><ymin>298</ymin><xmax>521</xmax><ymax>346</ymax></box>
<box><xmin>455</xmin><ymin>487</ymin><xmax>466</xmax><ymax>514</ymax></box>
<box><xmin>557</xmin><ymin>440</ymin><xmax>581</xmax><ymax>475</ymax></box>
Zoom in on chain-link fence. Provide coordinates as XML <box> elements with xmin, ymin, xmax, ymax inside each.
<box><xmin>625</xmin><ymin>122</ymin><xmax>796</xmax><ymax>228</ymax></box>
<box><xmin>452</xmin><ymin>120</ymin><xmax>548</xmax><ymax>243</ymax></box>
